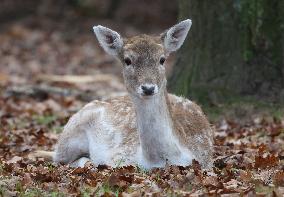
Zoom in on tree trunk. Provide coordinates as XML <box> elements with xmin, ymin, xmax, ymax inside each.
<box><xmin>169</xmin><ymin>0</ymin><xmax>284</xmax><ymax>105</ymax></box>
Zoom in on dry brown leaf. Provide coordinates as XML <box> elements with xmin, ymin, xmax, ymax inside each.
<box><xmin>254</xmin><ymin>154</ymin><xmax>279</xmax><ymax>169</ymax></box>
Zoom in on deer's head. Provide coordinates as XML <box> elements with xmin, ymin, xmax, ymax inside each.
<box><xmin>93</xmin><ymin>19</ymin><xmax>192</xmax><ymax>99</ymax></box>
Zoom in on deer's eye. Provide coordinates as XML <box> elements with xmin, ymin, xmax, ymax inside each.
<box><xmin>124</xmin><ymin>57</ymin><xmax>132</xmax><ymax>66</ymax></box>
<box><xmin>160</xmin><ymin>57</ymin><xmax>166</xmax><ymax>65</ymax></box>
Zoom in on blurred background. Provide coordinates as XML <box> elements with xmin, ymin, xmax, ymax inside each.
<box><xmin>0</xmin><ymin>0</ymin><xmax>283</xmax><ymax>121</ymax></box>
<box><xmin>1</xmin><ymin>2</ymin><xmax>284</xmax><ymax>195</ymax></box>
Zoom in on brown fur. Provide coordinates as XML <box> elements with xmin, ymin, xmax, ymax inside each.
<box><xmin>107</xmin><ymin>94</ymin><xmax>214</xmax><ymax>166</ymax></box>
<box><xmin>52</xmin><ymin>93</ymin><xmax>213</xmax><ymax>167</ymax></box>
<box><xmin>35</xmin><ymin>20</ymin><xmax>214</xmax><ymax>168</ymax></box>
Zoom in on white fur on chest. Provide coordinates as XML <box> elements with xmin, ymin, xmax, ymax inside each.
<box><xmin>79</xmin><ymin>97</ymin><xmax>195</xmax><ymax>168</ymax></box>
<box><xmin>133</xmin><ymin>95</ymin><xmax>195</xmax><ymax>168</ymax></box>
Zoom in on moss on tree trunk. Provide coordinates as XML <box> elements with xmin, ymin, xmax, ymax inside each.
<box><xmin>169</xmin><ymin>0</ymin><xmax>284</xmax><ymax>105</ymax></box>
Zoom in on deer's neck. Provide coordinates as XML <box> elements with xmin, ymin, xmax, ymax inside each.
<box><xmin>131</xmin><ymin>91</ymin><xmax>182</xmax><ymax>166</ymax></box>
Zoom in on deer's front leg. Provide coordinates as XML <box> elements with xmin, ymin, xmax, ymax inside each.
<box><xmin>54</xmin><ymin>131</ymin><xmax>89</xmax><ymax>164</ymax></box>
<box><xmin>70</xmin><ymin>157</ymin><xmax>92</xmax><ymax>167</ymax></box>
<box><xmin>54</xmin><ymin>118</ymin><xmax>89</xmax><ymax>164</ymax></box>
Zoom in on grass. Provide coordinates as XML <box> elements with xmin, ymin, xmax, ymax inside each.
<box><xmin>19</xmin><ymin>188</ymin><xmax>65</xmax><ymax>197</ymax></box>
<box><xmin>3</xmin><ymin>181</ymin><xmax>65</xmax><ymax>197</ymax></box>
<box><xmin>33</xmin><ymin>115</ymin><xmax>57</xmax><ymax>126</ymax></box>
<box><xmin>0</xmin><ymin>163</ymin><xmax>4</xmax><ymax>173</ymax></box>
<box><xmin>80</xmin><ymin>187</ymin><xmax>95</xmax><ymax>197</ymax></box>
<box><xmin>0</xmin><ymin>185</ymin><xmax>6</xmax><ymax>197</ymax></box>
<box><xmin>51</xmin><ymin>126</ymin><xmax>63</xmax><ymax>134</ymax></box>
<box><xmin>0</xmin><ymin>185</ymin><xmax>65</xmax><ymax>197</ymax></box>
<box><xmin>46</xmin><ymin>162</ymin><xmax>56</xmax><ymax>172</ymax></box>
<box><xmin>15</xmin><ymin>181</ymin><xmax>24</xmax><ymax>194</ymax></box>
<box><xmin>50</xmin><ymin>192</ymin><xmax>65</xmax><ymax>197</ymax></box>
<box><xmin>115</xmin><ymin>158</ymin><xmax>126</xmax><ymax>168</ymax></box>
<box><xmin>203</xmin><ymin>96</ymin><xmax>284</xmax><ymax>122</ymax></box>
<box><xmin>185</xmin><ymin>183</ymin><xmax>193</xmax><ymax>192</ymax></box>
<box><xmin>94</xmin><ymin>183</ymin><xmax>121</xmax><ymax>197</ymax></box>
<box><xmin>180</xmin><ymin>84</ymin><xmax>284</xmax><ymax>122</ymax></box>
<box><xmin>21</xmin><ymin>188</ymin><xmax>44</xmax><ymax>197</ymax></box>
<box><xmin>255</xmin><ymin>182</ymin><xmax>275</xmax><ymax>195</ymax></box>
<box><xmin>135</xmin><ymin>165</ymin><xmax>149</xmax><ymax>174</ymax></box>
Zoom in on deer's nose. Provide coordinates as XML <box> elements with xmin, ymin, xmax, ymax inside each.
<box><xmin>141</xmin><ymin>85</ymin><xmax>155</xmax><ymax>96</ymax></box>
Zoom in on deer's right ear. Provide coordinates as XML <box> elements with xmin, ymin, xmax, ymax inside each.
<box><xmin>93</xmin><ymin>25</ymin><xmax>123</xmax><ymax>56</ymax></box>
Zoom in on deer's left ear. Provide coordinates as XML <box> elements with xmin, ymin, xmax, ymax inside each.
<box><xmin>93</xmin><ymin>25</ymin><xmax>123</xmax><ymax>56</ymax></box>
<box><xmin>161</xmin><ymin>19</ymin><xmax>192</xmax><ymax>54</ymax></box>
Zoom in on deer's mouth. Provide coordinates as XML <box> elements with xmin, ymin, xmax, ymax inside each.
<box><xmin>140</xmin><ymin>93</ymin><xmax>158</xmax><ymax>99</ymax></box>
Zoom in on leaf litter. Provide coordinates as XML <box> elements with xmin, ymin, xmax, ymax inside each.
<box><xmin>0</xmin><ymin>15</ymin><xmax>284</xmax><ymax>197</ymax></box>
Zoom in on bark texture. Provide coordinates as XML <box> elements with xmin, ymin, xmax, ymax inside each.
<box><xmin>169</xmin><ymin>0</ymin><xmax>284</xmax><ymax>105</ymax></box>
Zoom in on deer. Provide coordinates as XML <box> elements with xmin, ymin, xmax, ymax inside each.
<box><xmin>34</xmin><ymin>19</ymin><xmax>214</xmax><ymax>169</ymax></box>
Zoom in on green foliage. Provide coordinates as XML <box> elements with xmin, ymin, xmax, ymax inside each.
<box><xmin>33</xmin><ymin>115</ymin><xmax>57</xmax><ymax>126</ymax></box>
<box><xmin>94</xmin><ymin>183</ymin><xmax>121</xmax><ymax>197</ymax></box>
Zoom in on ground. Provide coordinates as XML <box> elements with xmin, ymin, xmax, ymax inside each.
<box><xmin>1</xmin><ymin>15</ymin><xmax>284</xmax><ymax>197</ymax></box>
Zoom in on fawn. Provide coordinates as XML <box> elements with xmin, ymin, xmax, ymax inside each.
<box><xmin>35</xmin><ymin>19</ymin><xmax>214</xmax><ymax>169</ymax></box>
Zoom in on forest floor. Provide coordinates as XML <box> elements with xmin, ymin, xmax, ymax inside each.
<box><xmin>1</xmin><ymin>15</ymin><xmax>284</xmax><ymax>197</ymax></box>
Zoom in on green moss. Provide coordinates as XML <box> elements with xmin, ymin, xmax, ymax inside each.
<box><xmin>173</xmin><ymin>0</ymin><xmax>284</xmax><ymax>106</ymax></box>
<box><xmin>183</xmin><ymin>84</ymin><xmax>238</xmax><ymax>106</ymax></box>
<box><xmin>204</xmin><ymin>95</ymin><xmax>284</xmax><ymax>122</ymax></box>
<box><xmin>238</xmin><ymin>0</ymin><xmax>284</xmax><ymax>63</ymax></box>
<box><xmin>238</xmin><ymin>0</ymin><xmax>264</xmax><ymax>61</ymax></box>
